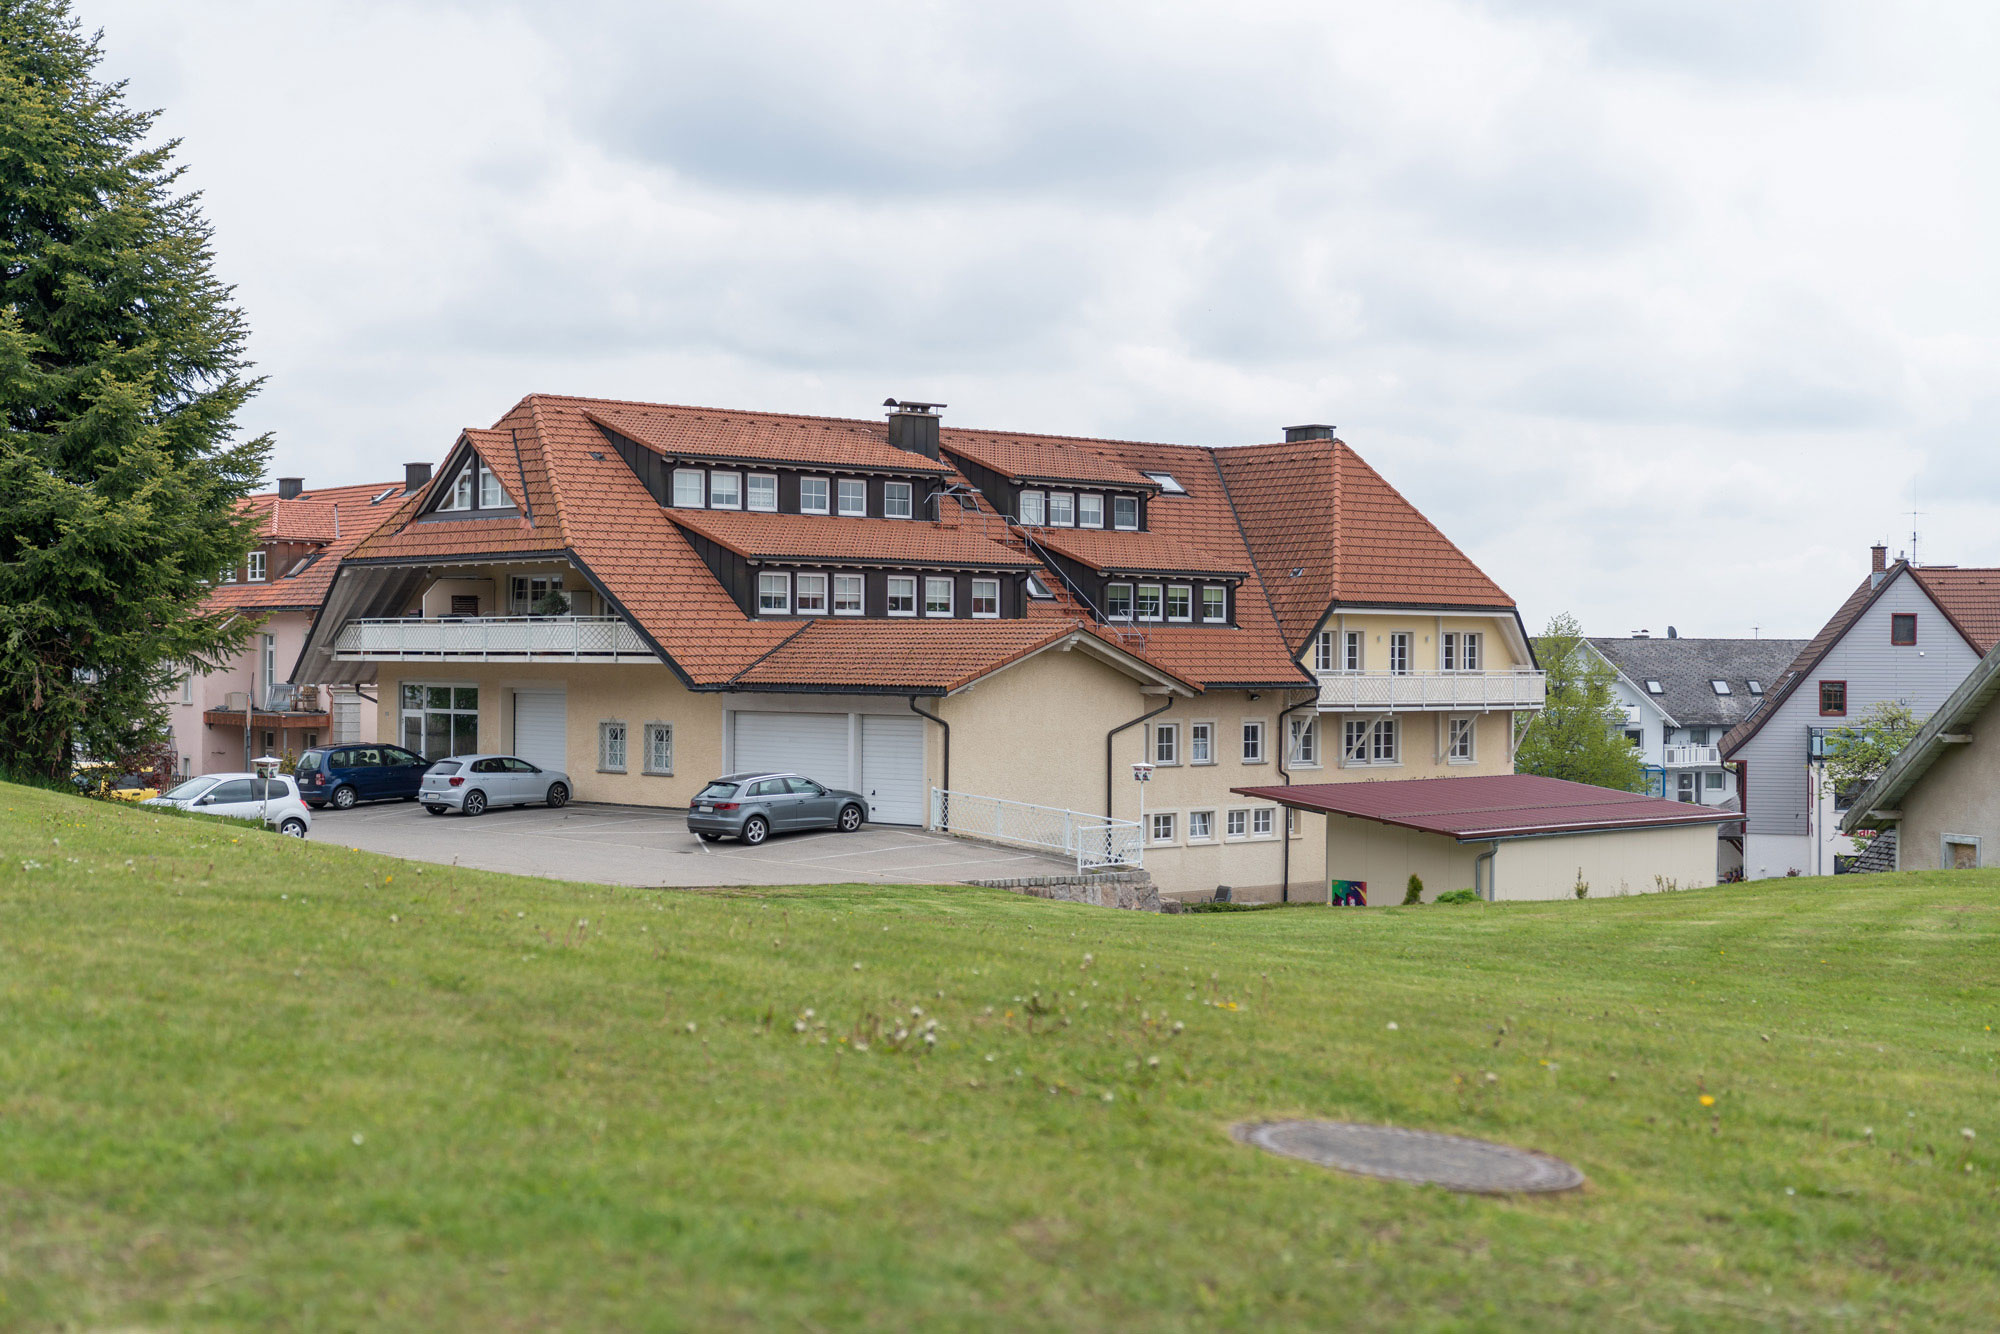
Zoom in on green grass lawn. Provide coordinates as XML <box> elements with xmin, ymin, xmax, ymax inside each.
<box><xmin>3</xmin><ymin>781</ymin><xmax>1998</xmax><ymax>1330</ymax></box>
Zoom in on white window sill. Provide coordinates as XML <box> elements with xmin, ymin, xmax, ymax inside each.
<box><xmin>597</xmin><ymin>767</ymin><xmax>626</xmax><ymax>775</ymax></box>
<box><xmin>972</xmin><ymin>611</ymin><xmax>1000</xmax><ymax>619</ymax></box>
<box><xmin>834</xmin><ymin>608</ymin><xmax>864</xmax><ymax>616</ymax></box>
<box><xmin>642</xmin><ymin>769</ymin><xmax>674</xmax><ymax>777</ymax></box>
<box><xmin>1241</xmin><ymin>757</ymin><xmax>1268</xmax><ymax>765</ymax></box>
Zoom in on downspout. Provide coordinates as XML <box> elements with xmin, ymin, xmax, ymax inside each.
<box><xmin>1106</xmin><ymin>694</ymin><xmax>1174</xmax><ymax>818</ymax></box>
<box><xmin>1275</xmin><ymin>689</ymin><xmax>1320</xmax><ymax>904</ymax></box>
<box><xmin>1474</xmin><ymin>843</ymin><xmax>1497</xmax><ymax>901</ymax></box>
<box><xmin>909</xmin><ymin>696</ymin><xmax>949</xmax><ymax>829</ymax></box>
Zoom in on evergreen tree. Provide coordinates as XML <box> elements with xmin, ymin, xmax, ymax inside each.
<box><xmin>0</xmin><ymin>0</ymin><xmax>267</xmax><ymax>780</ymax></box>
<box><xmin>1513</xmin><ymin>612</ymin><xmax>1647</xmax><ymax>792</ymax></box>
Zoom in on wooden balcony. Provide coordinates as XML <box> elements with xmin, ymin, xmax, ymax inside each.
<box><xmin>332</xmin><ymin>615</ymin><xmax>653</xmax><ymax>662</ymax></box>
<box><xmin>1314</xmin><ymin>669</ymin><xmax>1547</xmax><ymax>713</ymax></box>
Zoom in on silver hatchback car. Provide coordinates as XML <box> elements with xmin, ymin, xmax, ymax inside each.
<box><xmin>420</xmin><ymin>754</ymin><xmax>571</xmax><ymax>816</ymax></box>
<box><xmin>687</xmin><ymin>771</ymin><xmax>868</xmax><ymax>845</ymax></box>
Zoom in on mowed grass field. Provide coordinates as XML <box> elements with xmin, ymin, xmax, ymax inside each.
<box><xmin>3</xmin><ymin>782</ymin><xmax>1999</xmax><ymax>1330</ymax></box>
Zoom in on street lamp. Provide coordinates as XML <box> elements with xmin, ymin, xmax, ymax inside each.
<box><xmin>1131</xmin><ymin>761</ymin><xmax>1153</xmax><ymax>851</ymax></box>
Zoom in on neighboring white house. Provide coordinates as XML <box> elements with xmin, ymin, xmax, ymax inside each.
<box><xmin>1722</xmin><ymin>545</ymin><xmax>2000</xmax><ymax>880</ymax></box>
<box><xmin>1584</xmin><ymin>632</ymin><xmax>1807</xmax><ymax>877</ymax></box>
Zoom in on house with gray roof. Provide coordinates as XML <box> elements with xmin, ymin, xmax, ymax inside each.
<box><xmin>1584</xmin><ymin>631</ymin><xmax>1807</xmax><ymax>877</ymax></box>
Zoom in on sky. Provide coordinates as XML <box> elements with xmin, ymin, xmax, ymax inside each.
<box><xmin>81</xmin><ymin>0</ymin><xmax>2000</xmax><ymax>639</ymax></box>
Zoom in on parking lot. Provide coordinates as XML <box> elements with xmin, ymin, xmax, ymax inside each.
<box><xmin>308</xmin><ymin>800</ymin><xmax>1073</xmax><ymax>888</ymax></box>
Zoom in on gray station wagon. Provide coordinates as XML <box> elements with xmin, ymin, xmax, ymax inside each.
<box><xmin>686</xmin><ymin>771</ymin><xmax>868</xmax><ymax>845</ymax></box>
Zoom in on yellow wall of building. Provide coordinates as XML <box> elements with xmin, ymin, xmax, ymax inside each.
<box><xmin>1895</xmin><ymin>688</ymin><xmax>2000</xmax><ymax>871</ymax></box>
<box><xmin>1492</xmin><ymin>824</ymin><xmax>1717</xmax><ymax>900</ymax></box>
<box><xmin>1318</xmin><ymin>813</ymin><xmax>1485</xmax><ymax>905</ymax></box>
<box><xmin>1307</xmin><ymin>611</ymin><xmax>1525</xmax><ymax>673</ymax></box>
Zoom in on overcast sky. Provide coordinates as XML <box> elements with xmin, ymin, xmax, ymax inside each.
<box><xmin>84</xmin><ymin>0</ymin><xmax>2000</xmax><ymax>639</ymax></box>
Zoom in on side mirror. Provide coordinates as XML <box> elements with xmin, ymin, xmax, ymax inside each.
<box><xmin>195</xmin><ymin>795</ymin><xmax>213</xmax><ymax>806</ymax></box>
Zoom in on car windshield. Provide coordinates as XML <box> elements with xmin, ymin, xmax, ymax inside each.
<box><xmin>695</xmin><ymin>781</ymin><xmax>739</xmax><ymax>801</ymax></box>
<box><xmin>161</xmin><ymin>778</ymin><xmax>214</xmax><ymax>801</ymax></box>
<box><xmin>427</xmin><ymin>761</ymin><xmax>461</xmax><ymax>775</ymax></box>
<box><xmin>297</xmin><ymin>750</ymin><xmax>323</xmax><ymax>770</ymax></box>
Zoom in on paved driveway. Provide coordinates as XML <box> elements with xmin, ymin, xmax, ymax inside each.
<box><xmin>308</xmin><ymin>800</ymin><xmax>1073</xmax><ymax>888</ymax></box>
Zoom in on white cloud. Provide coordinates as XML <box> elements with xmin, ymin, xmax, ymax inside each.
<box><xmin>79</xmin><ymin>0</ymin><xmax>2000</xmax><ymax>637</ymax></box>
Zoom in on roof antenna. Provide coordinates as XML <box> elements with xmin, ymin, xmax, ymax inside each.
<box><xmin>1907</xmin><ymin>508</ymin><xmax>1922</xmax><ymax>567</ymax></box>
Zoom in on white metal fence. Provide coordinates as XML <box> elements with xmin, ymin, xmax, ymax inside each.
<box><xmin>333</xmin><ymin>616</ymin><xmax>652</xmax><ymax>661</ymax></box>
<box><xmin>1663</xmin><ymin>744</ymin><xmax>1722</xmax><ymax>767</ymax></box>
<box><xmin>1314</xmin><ymin>669</ymin><xmax>1546</xmax><ymax>711</ymax></box>
<box><xmin>930</xmin><ymin>788</ymin><xmax>1143</xmax><ymax>872</ymax></box>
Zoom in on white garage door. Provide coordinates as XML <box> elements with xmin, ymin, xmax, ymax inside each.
<box><xmin>734</xmin><ymin>712</ymin><xmax>851</xmax><ymax>791</ymax></box>
<box><xmin>513</xmin><ymin>690</ymin><xmax>568</xmax><ymax>774</ymax></box>
<box><xmin>860</xmin><ymin>715</ymin><xmax>925</xmax><ymax>825</ymax></box>
<box><xmin>731</xmin><ymin>711</ymin><xmax>927</xmax><ymax>826</ymax></box>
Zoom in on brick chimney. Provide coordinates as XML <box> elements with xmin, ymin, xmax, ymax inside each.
<box><xmin>277</xmin><ymin>477</ymin><xmax>304</xmax><ymax>500</ymax></box>
<box><xmin>1871</xmin><ymin>543</ymin><xmax>1887</xmax><ymax>574</ymax></box>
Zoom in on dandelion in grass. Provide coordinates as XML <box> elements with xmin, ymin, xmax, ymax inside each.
<box><xmin>1699</xmin><ymin>1094</ymin><xmax>1715</xmax><ymax>1107</ymax></box>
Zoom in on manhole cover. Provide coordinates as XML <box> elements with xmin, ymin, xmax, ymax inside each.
<box><xmin>1234</xmin><ymin>1120</ymin><xmax>1584</xmax><ymax>1194</ymax></box>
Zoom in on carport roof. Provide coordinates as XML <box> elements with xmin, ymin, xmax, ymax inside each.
<box><xmin>1232</xmin><ymin>774</ymin><xmax>1744</xmax><ymax>842</ymax></box>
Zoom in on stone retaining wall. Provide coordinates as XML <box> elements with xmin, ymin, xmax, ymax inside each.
<box><xmin>963</xmin><ymin>870</ymin><xmax>1161</xmax><ymax>912</ymax></box>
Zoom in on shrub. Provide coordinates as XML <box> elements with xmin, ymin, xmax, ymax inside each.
<box><xmin>1402</xmin><ymin>874</ymin><xmax>1424</xmax><ymax>906</ymax></box>
<box><xmin>1434</xmin><ymin>889</ymin><xmax>1480</xmax><ymax>905</ymax></box>
<box><xmin>1573</xmin><ymin>868</ymin><xmax>1589</xmax><ymax>900</ymax></box>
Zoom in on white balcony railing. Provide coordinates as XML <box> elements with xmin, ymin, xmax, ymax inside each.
<box><xmin>1664</xmin><ymin>744</ymin><xmax>1722</xmax><ymax>768</ymax></box>
<box><xmin>931</xmin><ymin>788</ymin><xmax>1142</xmax><ymax>873</ymax></box>
<box><xmin>1314</xmin><ymin>669</ymin><xmax>1546</xmax><ymax>712</ymax></box>
<box><xmin>332</xmin><ymin>616</ymin><xmax>653</xmax><ymax>662</ymax></box>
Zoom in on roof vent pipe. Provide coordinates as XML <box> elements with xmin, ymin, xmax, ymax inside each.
<box><xmin>277</xmin><ymin>477</ymin><xmax>304</xmax><ymax>500</ymax></box>
<box><xmin>884</xmin><ymin>398</ymin><xmax>944</xmax><ymax>460</ymax></box>
<box><xmin>404</xmin><ymin>462</ymin><xmax>432</xmax><ymax>494</ymax></box>
<box><xmin>1283</xmin><ymin>424</ymin><xmax>1335</xmax><ymax>442</ymax></box>
<box><xmin>1667</xmin><ymin>626</ymin><xmax>1678</xmax><ymax>639</ymax></box>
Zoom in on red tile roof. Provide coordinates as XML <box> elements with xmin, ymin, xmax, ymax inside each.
<box><xmin>728</xmin><ymin>619</ymin><xmax>1191</xmax><ymax>693</ymax></box>
<box><xmin>1025</xmin><ymin>526</ymin><xmax>1246</xmax><ymax>578</ymax></box>
<box><xmin>940</xmin><ymin>430</ymin><xmax>1160</xmax><ymax>490</ymax></box>
<box><xmin>670</xmin><ymin>509</ymin><xmax>1037</xmax><ymax>569</ymax></box>
<box><xmin>1215</xmin><ymin>439</ymin><xmax>1514</xmax><ymax>651</ymax></box>
<box><xmin>583</xmin><ymin>403</ymin><xmax>954</xmax><ymax>475</ymax></box>
<box><xmin>1911</xmin><ymin>567</ymin><xmax>2000</xmax><ymax>653</ymax></box>
<box><xmin>209</xmin><ymin>480</ymin><xmax>405</xmax><ymax>613</ymax></box>
<box><xmin>1234</xmin><ymin>774</ymin><xmax>1742</xmax><ymax>838</ymax></box>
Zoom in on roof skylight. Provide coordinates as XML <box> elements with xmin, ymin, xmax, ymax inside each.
<box><xmin>1711</xmin><ymin>680</ymin><xmax>1732</xmax><ymax>695</ymax></box>
<box><xmin>1748</xmin><ymin>680</ymin><xmax>1764</xmax><ymax>695</ymax></box>
<box><xmin>1645</xmin><ymin>680</ymin><xmax>1663</xmax><ymax>694</ymax></box>
<box><xmin>1140</xmin><ymin>471</ymin><xmax>1185</xmax><ymax>494</ymax></box>
<box><xmin>1026</xmin><ymin>575</ymin><xmax>1055</xmax><ymax>600</ymax></box>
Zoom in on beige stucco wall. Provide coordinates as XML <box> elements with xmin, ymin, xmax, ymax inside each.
<box><xmin>1314</xmin><ymin>611</ymin><xmax>1525</xmax><ymax>673</ymax></box>
<box><xmin>1317</xmin><ymin>813</ymin><xmax>1482</xmax><ymax>904</ymax></box>
<box><xmin>1895</xmin><ymin>689</ymin><xmax>2000</xmax><ymax>870</ymax></box>
<box><xmin>1492</xmin><ymin>823</ymin><xmax>1717</xmax><ymax>900</ymax></box>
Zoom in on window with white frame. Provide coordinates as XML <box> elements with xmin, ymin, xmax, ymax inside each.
<box><xmin>1241</xmin><ymin>719</ymin><xmax>1265</xmax><ymax>763</ymax></box>
<box><xmin>643</xmin><ymin>722</ymin><xmax>674</xmax><ymax>775</ymax></box>
<box><xmin>747</xmin><ymin>474</ymin><xmax>778</xmax><ymax>512</ymax></box>
<box><xmin>1150</xmin><ymin>812</ymin><xmax>1176</xmax><ymax>844</ymax></box>
<box><xmin>672</xmin><ymin>469</ymin><xmax>704</xmax><ymax>508</ymax></box>
<box><xmin>1443</xmin><ymin>631</ymin><xmax>1483</xmax><ymax>671</ymax></box>
<box><xmin>1190</xmin><ymin>721</ymin><xmax>1213</xmax><ymax>764</ymax></box>
<box><xmin>1048</xmin><ymin>492</ymin><xmax>1075</xmax><ymax>526</ymax></box>
<box><xmin>924</xmin><ymin>577</ymin><xmax>953</xmax><ymax>616</ymax></box>
<box><xmin>1251</xmin><ymin>807</ymin><xmax>1275</xmax><ymax>837</ymax></box>
<box><xmin>1113</xmin><ymin>495</ymin><xmax>1139</xmax><ymax>530</ymax></box>
<box><xmin>1166</xmin><ymin>586</ymin><xmax>1192</xmax><ymax>622</ymax></box>
<box><xmin>837</xmin><ymin>479</ymin><xmax>867</xmax><ymax>516</ymax></box>
<box><xmin>1289</xmin><ymin>715</ymin><xmax>1319</xmax><ymax>765</ymax></box>
<box><xmin>757</xmin><ymin>572</ymin><xmax>790</xmax><ymax>614</ymax></box>
<box><xmin>439</xmin><ymin>457</ymin><xmax>507</xmax><ymax>512</ymax></box>
<box><xmin>1288</xmin><ymin>808</ymin><xmax>1300</xmax><ymax>837</ymax></box>
<box><xmin>795</xmin><ymin>573</ymin><xmax>828</xmax><ymax>614</ymax></box>
<box><xmin>1313</xmin><ymin>630</ymin><xmax>1333</xmax><ymax>671</ymax></box>
<box><xmin>1343</xmin><ymin>718</ymin><xmax>1370</xmax><ymax>763</ymax></box>
<box><xmin>887</xmin><ymin>576</ymin><xmax>917</xmax><ymax>615</ymax></box>
<box><xmin>971</xmin><ymin>578</ymin><xmax>1000</xmax><ymax>617</ymax></box>
<box><xmin>1389</xmin><ymin>632</ymin><xmax>1411</xmax><ymax>674</ymax></box>
<box><xmin>1448</xmin><ymin>715</ymin><xmax>1475</xmax><ymax>763</ymax></box>
<box><xmin>1106</xmin><ymin>583</ymin><xmax>1133</xmax><ymax>619</ymax></box>
<box><xmin>800</xmin><ymin>476</ymin><xmax>830</xmax><ymax>514</ymax></box>
<box><xmin>1225</xmin><ymin>809</ymin><xmax>1248</xmax><ymax>839</ymax></box>
<box><xmin>1344</xmin><ymin>631</ymin><xmax>1362</xmax><ymax>672</ymax></box>
<box><xmin>1202</xmin><ymin>587</ymin><xmax>1225</xmax><ymax>622</ymax></box>
<box><xmin>1137</xmin><ymin>584</ymin><xmax>1163</xmax><ymax>621</ymax></box>
<box><xmin>1372</xmin><ymin>718</ymin><xmax>1399</xmax><ymax>763</ymax></box>
<box><xmin>1188</xmin><ymin>810</ymin><xmax>1214</xmax><ymax>842</ymax></box>
<box><xmin>708</xmin><ymin>471</ymin><xmax>742</xmax><ymax>509</ymax></box>
<box><xmin>1019</xmin><ymin>490</ymin><xmax>1046</xmax><ymax>525</ymax></box>
<box><xmin>833</xmin><ymin>574</ymin><xmax>864</xmax><ymax>615</ymax></box>
<box><xmin>1462</xmin><ymin>633</ymin><xmax>1482</xmax><ymax>670</ymax></box>
<box><xmin>1078</xmin><ymin>494</ymin><xmax>1104</xmax><ymax>528</ymax></box>
<box><xmin>247</xmin><ymin>550</ymin><xmax>266</xmax><ymax>582</ymax></box>
<box><xmin>884</xmin><ymin>481</ymin><xmax>914</xmax><ymax>519</ymax></box>
<box><xmin>599</xmin><ymin>720</ymin><xmax>627</xmax><ymax>772</ymax></box>
<box><xmin>181</xmin><ymin>672</ymin><xmax>193</xmax><ymax>705</ymax></box>
<box><xmin>509</xmin><ymin>574</ymin><xmax>565</xmax><ymax>614</ymax></box>
<box><xmin>479</xmin><ymin>463</ymin><xmax>506</xmax><ymax>509</ymax></box>
<box><xmin>1153</xmin><ymin>722</ymin><xmax>1179</xmax><ymax>765</ymax></box>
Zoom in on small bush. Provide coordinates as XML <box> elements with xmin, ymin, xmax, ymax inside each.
<box><xmin>1435</xmin><ymin>889</ymin><xmax>1480</xmax><ymax>905</ymax></box>
<box><xmin>1573</xmin><ymin>868</ymin><xmax>1589</xmax><ymax>900</ymax></box>
<box><xmin>1402</xmin><ymin>874</ymin><xmax>1424</xmax><ymax>905</ymax></box>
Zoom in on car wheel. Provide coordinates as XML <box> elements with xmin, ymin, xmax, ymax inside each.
<box><xmin>463</xmin><ymin>789</ymin><xmax>487</xmax><ymax>817</ymax></box>
<box><xmin>698</xmin><ymin>831</ymin><xmax>723</xmax><ymax>843</ymax></box>
<box><xmin>546</xmin><ymin>782</ymin><xmax>569</xmax><ymax>809</ymax></box>
<box><xmin>425</xmin><ymin>804</ymin><xmax>448</xmax><ymax>816</ymax></box>
<box><xmin>329</xmin><ymin>784</ymin><xmax>357</xmax><ymax>810</ymax></box>
<box><xmin>279</xmin><ymin>818</ymin><xmax>308</xmax><ymax>838</ymax></box>
<box><xmin>741</xmin><ymin>815</ymin><xmax>769</xmax><ymax>846</ymax></box>
<box><xmin>837</xmin><ymin>803</ymin><xmax>864</xmax><ymax>833</ymax></box>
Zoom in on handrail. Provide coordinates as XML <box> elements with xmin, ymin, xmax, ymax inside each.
<box><xmin>931</xmin><ymin>787</ymin><xmax>1142</xmax><ymax>872</ymax></box>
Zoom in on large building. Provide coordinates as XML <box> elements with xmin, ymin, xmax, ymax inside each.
<box><xmin>295</xmin><ymin>396</ymin><xmax>1546</xmax><ymax>901</ymax></box>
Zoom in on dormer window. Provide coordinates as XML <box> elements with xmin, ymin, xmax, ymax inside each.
<box><xmin>884</xmin><ymin>481</ymin><xmax>914</xmax><ymax>519</ymax></box>
<box><xmin>1078</xmin><ymin>494</ymin><xmax>1104</xmax><ymax>528</ymax></box>
<box><xmin>1141</xmin><ymin>471</ymin><xmax>1184</xmax><ymax>494</ymax></box>
<box><xmin>800</xmin><ymin>476</ymin><xmax>829</xmax><ymax>514</ymax></box>
<box><xmin>246</xmin><ymin>551</ymin><xmax>266</xmax><ymax>582</ymax></box>
<box><xmin>747</xmin><ymin>474</ymin><xmax>778</xmax><ymax>512</ymax></box>
<box><xmin>1018</xmin><ymin>490</ymin><xmax>1046</xmax><ymax>526</ymax></box>
<box><xmin>672</xmin><ymin>469</ymin><xmax>704</xmax><ymax>508</ymax></box>
<box><xmin>837</xmin><ymin>479</ymin><xmax>867</xmax><ymax>516</ymax></box>
<box><xmin>709</xmin><ymin>472</ymin><xmax>742</xmax><ymax>509</ymax></box>
<box><xmin>1048</xmin><ymin>493</ymin><xmax>1075</xmax><ymax>526</ymax></box>
<box><xmin>1113</xmin><ymin>495</ymin><xmax>1139</xmax><ymax>530</ymax></box>
<box><xmin>1645</xmin><ymin>680</ymin><xmax>1663</xmax><ymax>695</ymax></box>
<box><xmin>1711</xmin><ymin>680</ymin><xmax>1732</xmax><ymax>695</ymax></box>
<box><xmin>439</xmin><ymin>457</ymin><xmax>507</xmax><ymax>512</ymax></box>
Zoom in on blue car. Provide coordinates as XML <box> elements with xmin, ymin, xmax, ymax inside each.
<box><xmin>294</xmin><ymin>743</ymin><xmax>430</xmax><ymax>810</ymax></box>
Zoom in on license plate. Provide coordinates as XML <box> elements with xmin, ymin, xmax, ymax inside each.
<box><xmin>696</xmin><ymin>805</ymin><xmax>712</xmax><ymax>813</ymax></box>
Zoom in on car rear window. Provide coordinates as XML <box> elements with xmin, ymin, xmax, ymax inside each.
<box><xmin>297</xmin><ymin>750</ymin><xmax>324</xmax><ymax>771</ymax></box>
<box><xmin>428</xmin><ymin>761</ymin><xmax>461</xmax><ymax>776</ymax></box>
<box><xmin>695</xmin><ymin>781</ymin><xmax>739</xmax><ymax>801</ymax></box>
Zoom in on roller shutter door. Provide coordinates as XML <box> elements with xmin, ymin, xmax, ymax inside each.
<box><xmin>859</xmin><ymin>715</ymin><xmax>925</xmax><ymax>826</ymax></box>
<box><xmin>513</xmin><ymin>690</ymin><xmax>568</xmax><ymax>775</ymax></box>
<box><xmin>733</xmin><ymin>712</ymin><xmax>852</xmax><ymax>793</ymax></box>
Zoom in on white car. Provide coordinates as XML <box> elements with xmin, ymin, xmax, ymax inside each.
<box><xmin>145</xmin><ymin>773</ymin><xmax>314</xmax><ymax>837</ymax></box>
<box><xmin>419</xmin><ymin>753</ymin><xmax>572</xmax><ymax>816</ymax></box>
